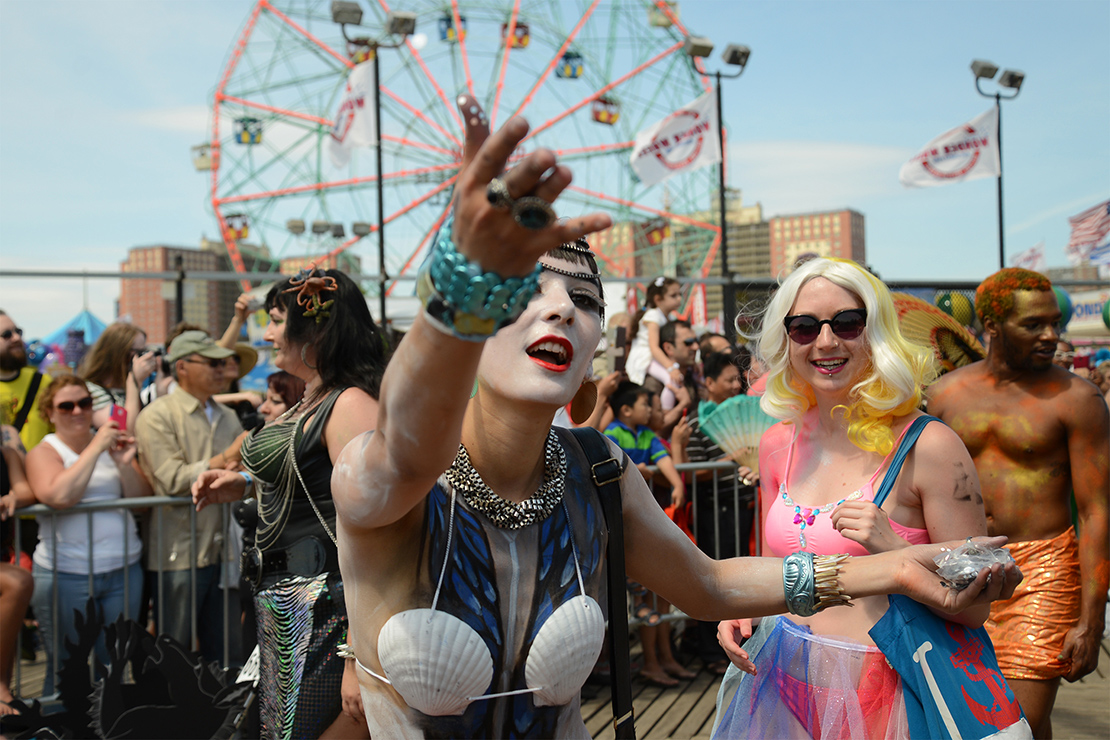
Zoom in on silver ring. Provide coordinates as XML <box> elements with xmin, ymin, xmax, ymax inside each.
<box><xmin>512</xmin><ymin>197</ymin><xmax>557</xmax><ymax>230</ymax></box>
<box><xmin>486</xmin><ymin>177</ymin><xmax>514</xmax><ymax>209</ymax></box>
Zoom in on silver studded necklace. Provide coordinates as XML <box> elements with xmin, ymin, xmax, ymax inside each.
<box><xmin>444</xmin><ymin>429</ymin><xmax>566</xmax><ymax>529</ymax></box>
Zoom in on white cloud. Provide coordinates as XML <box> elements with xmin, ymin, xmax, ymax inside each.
<box><xmin>729</xmin><ymin>140</ymin><xmax>913</xmax><ymax>215</ymax></box>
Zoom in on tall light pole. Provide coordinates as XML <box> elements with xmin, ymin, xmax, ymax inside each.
<box><xmin>684</xmin><ymin>38</ymin><xmax>750</xmax><ymax>342</ymax></box>
<box><xmin>971</xmin><ymin>59</ymin><xmax>1024</xmax><ymax>270</ymax></box>
<box><xmin>332</xmin><ymin>1</ymin><xmax>416</xmax><ymax>327</ymax></box>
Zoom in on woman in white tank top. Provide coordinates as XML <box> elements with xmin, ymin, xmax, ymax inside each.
<box><xmin>25</xmin><ymin>376</ymin><xmax>148</xmax><ymax>696</ymax></box>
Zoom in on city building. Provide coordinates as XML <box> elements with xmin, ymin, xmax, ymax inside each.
<box><xmin>769</xmin><ymin>209</ymin><xmax>865</xmax><ymax>277</ymax></box>
<box><xmin>118</xmin><ymin>239</ymin><xmax>278</xmax><ymax>345</ymax></box>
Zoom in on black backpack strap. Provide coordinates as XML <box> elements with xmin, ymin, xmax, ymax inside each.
<box><xmin>873</xmin><ymin>415</ymin><xmax>941</xmax><ymax>508</ymax></box>
<box><xmin>12</xmin><ymin>372</ymin><xmax>43</xmax><ymax>432</ymax></box>
<box><xmin>570</xmin><ymin>427</ymin><xmax>635</xmax><ymax>740</ymax></box>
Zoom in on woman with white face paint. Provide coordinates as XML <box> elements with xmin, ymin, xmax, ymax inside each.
<box><xmin>329</xmin><ymin>97</ymin><xmax>1023</xmax><ymax>739</ymax></box>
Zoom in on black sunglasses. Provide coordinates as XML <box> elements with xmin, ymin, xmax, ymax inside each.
<box><xmin>1</xmin><ymin>327</ymin><xmax>24</xmax><ymax>340</ymax></box>
<box><xmin>783</xmin><ymin>309</ymin><xmax>867</xmax><ymax>345</ymax></box>
<box><xmin>183</xmin><ymin>358</ymin><xmax>228</xmax><ymax>369</ymax></box>
<box><xmin>56</xmin><ymin>397</ymin><xmax>94</xmax><ymax>412</ymax></box>
<box><xmin>682</xmin><ymin>338</ymin><xmax>698</xmax><ymax>347</ymax></box>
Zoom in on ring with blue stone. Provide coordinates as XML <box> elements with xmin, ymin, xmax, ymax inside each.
<box><xmin>511</xmin><ymin>196</ymin><xmax>557</xmax><ymax>230</ymax></box>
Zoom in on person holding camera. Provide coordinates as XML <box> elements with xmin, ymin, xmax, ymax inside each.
<box><xmin>78</xmin><ymin>323</ymin><xmax>157</xmax><ymax>435</ymax></box>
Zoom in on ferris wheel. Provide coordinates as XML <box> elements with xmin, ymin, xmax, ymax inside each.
<box><xmin>202</xmin><ymin>0</ymin><xmax>724</xmax><ymax>319</ymax></box>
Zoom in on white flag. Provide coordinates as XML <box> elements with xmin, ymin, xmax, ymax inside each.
<box><xmin>629</xmin><ymin>91</ymin><xmax>721</xmax><ymax>187</ymax></box>
<box><xmin>1010</xmin><ymin>242</ymin><xmax>1047</xmax><ymax>272</ymax></box>
<box><xmin>899</xmin><ymin>107</ymin><xmax>999</xmax><ymax>188</ymax></box>
<box><xmin>328</xmin><ymin>61</ymin><xmax>377</xmax><ymax>169</ymax></box>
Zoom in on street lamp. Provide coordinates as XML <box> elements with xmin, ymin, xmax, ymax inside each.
<box><xmin>685</xmin><ymin>38</ymin><xmax>751</xmax><ymax>342</ymax></box>
<box><xmin>332</xmin><ymin>1</ymin><xmax>416</xmax><ymax>326</ymax></box>
<box><xmin>971</xmin><ymin>59</ymin><xmax>1025</xmax><ymax>269</ymax></box>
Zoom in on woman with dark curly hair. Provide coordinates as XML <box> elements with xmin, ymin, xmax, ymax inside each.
<box><xmin>192</xmin><ymin>268</ymin><xmax>386</xmax><ymax>739</ymax></box>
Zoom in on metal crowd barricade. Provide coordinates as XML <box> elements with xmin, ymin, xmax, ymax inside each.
<box><xmin>12</xmin><ymin>496</ymin><xmax>238</xmax><ymax>699</ymax></box>
<box><xmin>629</xmin><ymin>459</ymin><xmax>759</xmax><ymax>628</ymax></box>
<box><xmin>10</xmin><ymin>458</ymin><xmax>753</xmax><ymax>697</ymax></box>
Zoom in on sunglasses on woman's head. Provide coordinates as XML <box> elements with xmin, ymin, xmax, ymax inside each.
<box><xmin>55</xmin><ymin>397</ymin><xmax>94</xmax><ymax>412</ymax></box>
<box><xmin>783</xmin><ymin>309</ymin><xmax>867</xmax><ymax>345</ymax></box>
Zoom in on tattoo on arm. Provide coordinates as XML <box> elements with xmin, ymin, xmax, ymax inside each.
<box><xmin>951</xmin><ymin>461</ymin><xmax>982</xmax><ymax>504</ymax></box>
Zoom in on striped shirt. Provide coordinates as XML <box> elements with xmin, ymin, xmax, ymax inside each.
<box><xmin>604</xmin><ymin>420</ymin><xmax>669</xmax><ymax>466</ymax></box>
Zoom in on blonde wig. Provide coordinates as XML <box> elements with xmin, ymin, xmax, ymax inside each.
<box><xmin>756</xmin><ymin>258</ymin><xmax>937</xmax><ymax>455</ymax></box>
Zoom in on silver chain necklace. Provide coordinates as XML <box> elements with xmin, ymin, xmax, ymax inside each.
<box><xmin>444</xmin><ymin>429</ymin><xmax>566</xmax><ymax>529</ymax></box>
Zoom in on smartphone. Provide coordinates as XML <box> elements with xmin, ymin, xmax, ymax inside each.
<box><xmin>109</xmin><ymin>404</ymin><xmax>128</xmax><ymax>429</ymax></box>
<box><xmin>1072</xmin><ymin>355</ymin><xmax>1089</xmax><ymax>370</ymax></box>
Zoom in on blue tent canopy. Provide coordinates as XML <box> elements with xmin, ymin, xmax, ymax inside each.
<box><xmin>41</xmin><ymin>310</ymin><xmax>109</xmax><ymax>348</ymax></box>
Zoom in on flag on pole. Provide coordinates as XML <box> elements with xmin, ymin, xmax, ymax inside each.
<box><xmin>328</xmin><ymin>61</ymin><xmax>377</xmax><ymax>169</ymax></box>
<box><xmin>629</xmin><ymin>91</ymin><xmax>721</xmax><ymax>187</ymax></box>
<box><xmin>1087</xmin><ymin>241</ymin><xmax>1110</xmax><ymax>266</ymax></box>
<box><xmin>689</xmin><ymin>283</ymin><xmax>708</xmax><ymax>327</ymax></box>
<box><xmin>899</xmin><ymin>107</ymin><xmax>1000</xmax><ymax>188</ymax></box>
<box><xmin>1009</xmin><ymin>242</ymin><xmax>1046</xmax><ymax>272</ymax></box>
<box><xmin>1064</xmin><ymin>199</ymin><xmax>1110</xmax><ymax>265</ymax></box>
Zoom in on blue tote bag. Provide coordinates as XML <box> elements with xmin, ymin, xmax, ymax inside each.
<box><xmin>868</xmin><ymin>417</ymin><xmax>1029</xmax><ymax>739</ymax></box>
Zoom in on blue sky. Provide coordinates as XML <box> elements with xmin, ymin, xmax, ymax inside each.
<box><xmin>1</xmin><ymin>0</ymin><xmax>1108</xmax><ymax>339</ymax></box>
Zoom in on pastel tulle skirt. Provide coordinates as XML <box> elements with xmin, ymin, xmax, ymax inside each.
<box><xmin>712</xmin><ymin>616</ymin><xmax>910</xmax><ymax>740</ymax></box>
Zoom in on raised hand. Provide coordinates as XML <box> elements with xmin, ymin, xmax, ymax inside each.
<box><xmin>234</xmin><ymin>293</ymin><xmax>252</xmax><ymax>322</ymax></box>
<box><xmin>91</xmin><ymin>421</ymin><xmax>124</xmax><ymax>455</ymax></box>
<box><xmin>449</xmin><ymin>95</ymin><xmax>611</xmax><ymax>277</ymax></box>
<box><xmin>131</xmin><ymin>350</ymin><xmax>158</xmax><ymax>380</ymax></box>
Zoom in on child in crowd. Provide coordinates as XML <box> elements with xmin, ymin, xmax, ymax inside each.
<box><xmin>626</xmin><ymin>277</ymin><xmax>682</xmax><ymax>386</ymax></box>
<box><xmin>604</xmin><ymin>382</ymin><xmax>694</xmax><ymax>687</ymax></box>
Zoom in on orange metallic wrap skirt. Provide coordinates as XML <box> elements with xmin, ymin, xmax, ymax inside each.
<box><xmin>986</xmin><ymin>526</ymin><xmax>1081</xmax><ymax>681</ymax></box>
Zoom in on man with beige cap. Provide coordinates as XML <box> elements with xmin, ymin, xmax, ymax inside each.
<box><xmin>136</xmin><ymin>330</ymin><xmax>241</xmax><ymax>662</ymax></box>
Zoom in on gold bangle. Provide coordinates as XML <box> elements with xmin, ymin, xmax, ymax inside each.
<box><xmin>813</xmin><ymin>553</ymin><xmax>852</xmax><ymax>612</ymax></box>
<box><xmin>337</xmin><ymin>642</ymin><xmax>356</xmax><ymax>659</ymax></box>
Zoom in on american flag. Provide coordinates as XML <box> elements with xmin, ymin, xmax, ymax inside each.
<box><xmin>1065</xmin><ymin>199</ymin><xmax>1110</xmax><ymax>264</ymax></box>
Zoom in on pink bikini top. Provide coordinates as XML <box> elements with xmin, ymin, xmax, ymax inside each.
<box><xmin>764</xmin><ymin>424</ymin><xmax>931</xmax><ymax>558</ymax></box>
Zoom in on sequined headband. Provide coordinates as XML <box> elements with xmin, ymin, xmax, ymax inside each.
<box><xmin>541</xmin><ymin>239</ymin><xmax>605</xmax><ymax>321</ymax></box>
<box><xmin>284</xmin><ymin>267</ymin><xmax>339</xmax><ymax>324</ymax></box>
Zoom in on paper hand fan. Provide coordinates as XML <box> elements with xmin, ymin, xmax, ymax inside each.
<box><xmin>698</xmin><ymin>395</ymin><xmax>777</xmax><ymax>457</ymax></box>
<box><xmin>891</xmin><ymin>293</ymin><xmax>985</xmax><ymax>373</ymax></box>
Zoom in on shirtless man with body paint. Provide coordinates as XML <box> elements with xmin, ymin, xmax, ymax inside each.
<box><xmin>929</xmin><ymin>268</ymin><xmax>1109</xmax><ymax>739</ymax></box>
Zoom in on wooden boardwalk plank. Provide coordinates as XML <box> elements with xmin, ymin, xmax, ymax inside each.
<box><xmin>8</xmin><ymin>638</ymin><xmax>1108</xmax><ymax>739</ymax></box>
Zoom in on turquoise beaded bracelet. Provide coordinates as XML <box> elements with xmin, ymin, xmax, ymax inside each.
<box><xmin>417</xmin><ymin>216</ymin><xmax>542</xmax><ymax>341</ymax></box>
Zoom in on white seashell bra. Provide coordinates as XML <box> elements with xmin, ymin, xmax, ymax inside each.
<box><xmin>357</xmin><ymin>486</ymin><xmax>607</xmax><ymax>717</ymax></box>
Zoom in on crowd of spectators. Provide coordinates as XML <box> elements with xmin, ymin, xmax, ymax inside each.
<box><xmin>1</xmin><ymin>269</ymin><xmax>1108</xmax><ymax>721</ymax></box>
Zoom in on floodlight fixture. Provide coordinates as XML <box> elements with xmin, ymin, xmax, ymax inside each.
<box><xmin>386</xmin><ymin>11</ymin><xmax>417</xmax><ymax>37</ymax></box>
<box><xmin>352</xmin><ymin>222</ymin><xmax>372</xmax><ymax>236</ymax></box>
<box><xmin>311</xmin><ymin>220</ymin><xmax>331</xmax><ymax>235</ymax></box>
<box><xmin>998</xmin><ymin>69</ymin><xmax>1025</xmax><ymax>91</ymax></box>
<box><xmin>330</xmin><ymin>1</ymin><xmax>363</xmax><ymax>26</ymax></box>
<box><xmin>684</xmin><ymin>35</ymin><xmax>714</xmax><ymax>58</ymax></box>
<box><xmin>286</xmin><ymin>219</ymin><xmax>306</xmax><ymax>235</ymax></box>
<box><xmin>721</xmin><ymin>44</ymin><xmax>751</xmax><ymax>68</ymax></box>
<box><xmin>970</xmin><ymin>59</ymin><xmax>998</xmax><ymax>80</ymax></box>
<box><xmin>331</xmin><ymin>224</ymin><xmax>346</xmax><ymax>238</ymax></box>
